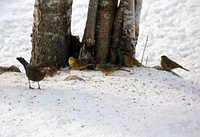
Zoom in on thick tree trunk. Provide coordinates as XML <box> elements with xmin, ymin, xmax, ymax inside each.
<box><xmin>31</xmin><ymin>0</ymin><xmax>72</xmax><ymax>67</ymax></box>
<box><xmin>109</xmin><ymin>4</ymin><xmax>124</xmax><ymax>64</ymax></box>
<box><xmin>95</xmin><ymin>0</ymin><xmax>117</xmax><ymax>64</ymax></box>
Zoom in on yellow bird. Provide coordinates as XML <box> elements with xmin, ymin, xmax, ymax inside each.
<box><xmin>68</xmin><ymin>57</ymin><xmax>92</xmax><ymax>70</ymax></box>
<box><xmin>124</xmin><ymin>54</ymin><xmax>143</xmax><ymax>67</ymax></box>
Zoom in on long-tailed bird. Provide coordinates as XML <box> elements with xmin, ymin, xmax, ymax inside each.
<box><xmin>16</xmin><ymin>57</ymin><xmax>46</xmax><ymax>89</ymax></box>
<box><xmin>161</xmin><ymin>55</ymin><xmax>189</xmax><ymax>71</ymax></box>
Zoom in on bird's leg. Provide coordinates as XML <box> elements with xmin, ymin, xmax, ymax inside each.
<box><xmin>66</xmin><ymin>67</ymin><xmax>71</xmax><ymax>71</ymax></box>
<box><xmin>37</xmin><ymin>82</ymin><xmax>41</xmax><ymax>89</ymax></box>
<box><xmin>28</xmin><ymin>79</ymin><xmax>34</xmax><ymax>89</ymax></box>
<box><xmin>105</xmin><ymin>72</ymin><xmax>110</xmax><ymax>76</ymax></box>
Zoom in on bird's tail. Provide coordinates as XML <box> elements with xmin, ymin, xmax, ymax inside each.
<box><xmin>120</xmin><ymin>68</ymin><xmax>130</xmax><ymax>72</ymax></box>
<box><xmin>181</xmin><ymin>67</ymin><xmax>189</xmax><ymax>71</ymax></box>
<box><xmin>16</xmin><ymin>57</ymin><xmax>29</xmax><ymax>68</ymax></box>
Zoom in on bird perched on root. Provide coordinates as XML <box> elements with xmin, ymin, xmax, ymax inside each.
<box><xmin>96</xmin><ymin>64</ymin><xmax>130</xmax><ymax>75</ymax></box>
<box><xmin>161</xmin><ymin>55</ymin><xmax>189</xmax><ymax>71</ymax></box>
<box><xmin>68</xmin><ymin>57</ymin><xmax>93</xmax><ymax>70</ymax></box>
<box><xmin>124</xmin><ymin>53</ymin><xmax>143</xmax><ymax>67</ymax></box>
<box><xmin>16</xmin><ymin>57</ymin><xmax>47</xmax><ymax>89</ymax></box>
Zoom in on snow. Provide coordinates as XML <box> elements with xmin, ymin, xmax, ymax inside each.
<box><xmin>136</xmin><ymin>0</ymin><xmax>200</xmax><ymax>82</ymax></box>
<box><xmin>0</xmin><ymin>0</ymin><xmax>33</xmax><ymax>66</ymax></box>
<box><xmin>0</xmin><ymin>0</ymin><xmax>200</xmax><ymax>137</ymax></box>
<box><xmin>1</xmin><ymin>69</ymin><xmax>200</xmax><ymax>137</ymax></box>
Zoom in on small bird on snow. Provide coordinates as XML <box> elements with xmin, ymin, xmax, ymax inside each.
<box><xmin>96</xmin><ymin>64</ymin><xmax>130</xmax><ymax>75</ymax></box>
<box><xmin>16</xmin><ymin>57</ymin><xmax>47</xmax><ymax>89</ymax></box>
<box><xmin>161</xmin><ymin>55</ymin><xmax>189</xmax><ymax>71</ymax></box>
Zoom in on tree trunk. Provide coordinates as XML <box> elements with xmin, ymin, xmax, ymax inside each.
<box><xmin>135</xmin><ymin>0</ymin><xmax>143</xmax><ymax>39</ymax></box>
<box><xmin>83</xmin><ymin>0</ymin><xmax>98</xmax><ymax>40</ymax></box>
<box><xmin>78</xmin><ymin>0</ymin><xmax>99</xmax><ymax>64</ymax></box>
<box><xmin>117</xmin><ymin>0</ymin><xmax>142</xmax><ymax>64</ymax></box>
<box><xmin>31</xmin><ymin>0</ymin><xmax>72</xmax><ymax>68</ymax></box>
<box><xmin>109</xmin><ymin>4</ymin><xmax>124</xmax><ymax>64</ymax></box>
<box><xmin>81</xmin><ymin>0</ymin><xmax>142</xmax><ymax>66</ymax></box>
<box><xmin>95</xmin><ymin>0</ymin><xmax>117</xmax><ymax>64</ymax></box>
<box><xmin>119</xmin><ymin>0</ymin><xmax>136</xmax><ymax>57</ymax></box>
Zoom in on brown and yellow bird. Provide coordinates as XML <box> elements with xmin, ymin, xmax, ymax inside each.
<box><xmin>68</xmin><ymin>57</ymin><xmax>93</xmax><ymax>70</ymax></box>
<box><xmin>124</xmin><ymin>54</ymin><xmax>143</xmax><ymax>67</ymax></box>
<box><xmin>96</xmin><ymin>64</ymin><xmax>130</xmax><ymax>75</ymax></box>
<box><xmin>161</xmin><ymin>55</ymin><xmax>189</xmax><ymax>71</ymax></box>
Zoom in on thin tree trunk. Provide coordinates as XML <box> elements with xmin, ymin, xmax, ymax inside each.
<box><xmin>31</xmin><ymin>0</ymin><xmax>72</xmax><ymax>67</ymax></box>
<box><xmin>95</xmin><ymin>0</ymin><xmax>117</xmax><ymax>64</ymax></box>
<box><xmin>120</xmin><ymin>0</ymin><xmax>136</xmax><ymax>56</ymax></box>
<box><xmin>81</xmin><ymin>0</ymin><xmax>142</xmax><ymax>66</ymax></box>
<box><xmin>135</xmin><ymin>0</ymin><xmax>143</xmax><ymax>39</ymax></box>
<box><xmin>83</xmin><ymin>0</ymin><xmax>99</xmax><ymax>40</ymax></box>
<box><xmin>116</xmin><ymin>0</ymin><xmax>142</xmax><ymax>64</ymax></box>
<box><xmin>79</xmin><ymin>0</ymin><xmax>99</xmax><ymax>64</ymax></box>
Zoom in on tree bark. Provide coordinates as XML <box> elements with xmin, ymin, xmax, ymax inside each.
<box><xmin>81</xmin><ymin>0</ymin><xmax>142</xmax><ymax>65</ymax></box>
<box><xmin>79</xmin><ymin>0</ymin><xmax>99</xmax><ymax>64</ymax></box>
<box><xmin>95</xmin><ymin>0</ymin><xmax>117</xmax><ymax>64</ymax></box>
<box><xmin>116</xmin><ymin>0</ymin><xmax>142</xmax><ymax>64</ymax></box>
<box><xmin>109</xmin><ymin>4</ymin><xmax>124</xmax><ymax>64</ymax></box>
<box><xmin>135</xmin><ymin>0</ymin><xmax>143</xmax><ymax>39</ymax></box>
<box><xmin>119</xmin><ymin>0</ymin><xmax>136</xmax><ymax>56</ymax></box>
<box><xmin>31</xmin><ymin>0</ymin><xmax>72</xmax><ymax>67</ymax></box>
<box><xmin>83</xmin><ymin>0</ymin><xmax>99</xmax><ymax>40</ymax></box>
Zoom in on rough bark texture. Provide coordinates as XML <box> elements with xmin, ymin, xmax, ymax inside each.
<box><xmin>81</xmin><ymin>0</ymin><xmax>142</xmax><ymax>65</ymax></box>
<box><xmin>95</xmin><ymin>0</ymin><xmax>117</xmax><ymax>64</ymax></box>
<box><xmin>31</xmin><ymin>0</ymin><xmax>72</xmax><ymax>67</ymax></box>
<box><xmin>116</xmin><ymin>0</ymin><xmax>142</xmax><ymax>64</ymax></box>
<box><xmin>119</xmin><ymin>0</ymin><xmax>136</xmax><ymax>57</ymax></box>
<box><xmin>109</xmin><ymin>4</ymin><xmax>124</xmax><ymax>64</ymax></box>
<box><xmin>79</xmin><ymin>0</ymin><xmax>99</xmax><ymax>64</ymax></box>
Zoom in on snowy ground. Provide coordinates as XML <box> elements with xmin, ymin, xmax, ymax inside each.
<box><xmin>0</xmin><ymin>0</ymin><xmax>200</xmax><ymax>137</ymax></box>
<box><xmin>136</xmin><ymin>0</ymin><xmax>200</xmax><ymax>82</ymax></box>
<box><xmin>0</xmin><ymin>69</ymin><xmax>200</xmax><ymax>137</ymax></box>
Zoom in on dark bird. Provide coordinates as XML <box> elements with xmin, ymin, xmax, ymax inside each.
<box><xmin>124</xmin><ymin>53</ymin><xmax>143</xmax><ymax>67</ymax></box>
<box><xmin>68</xmin><ymin>57</ymin><xmax>93</xmax><ymax>70</ymax></box>
<box><xmin>16</xmin><ymin>57</ymin><xmax>46</xmax><ymax>89</ymax></box>
<box><xmin>96</xmin><ymin>64</ymin><xmax>130</xmax><ymax>75</ymax></box>
<box><xmin>161</xmin><ymin>55</ymin><xmax>189</xmax><ymax>71</ymax></box>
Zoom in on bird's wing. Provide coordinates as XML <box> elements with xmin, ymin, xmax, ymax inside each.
<box><xmin>26</xmin><ymin>65</ymin><xmax>42</xmax><ymax>72</ymax></box>
<box><xmin>76</xmin><ymin>59</ymin><xmax>89</xmax><ymax>66</ymax></box>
